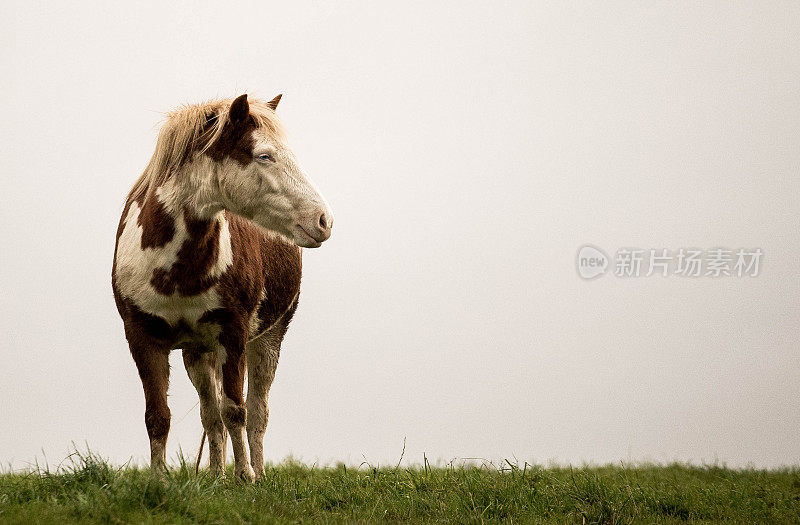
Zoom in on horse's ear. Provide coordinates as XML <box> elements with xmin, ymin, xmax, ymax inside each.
<box><xmin>267</xmin><ymin>94</ymin><xmax>282</xmax><ymax>111</ymax></box>
<box><xmin>229</xmin><ymin>94</ymin><xmax>250</xmax><ymax>124</ymax></box>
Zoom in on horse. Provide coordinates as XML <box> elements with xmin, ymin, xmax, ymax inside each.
<box><xmin>111</xmin><ymin>94</ymin><xmax>333</xmax><ymax>481</ymax></box>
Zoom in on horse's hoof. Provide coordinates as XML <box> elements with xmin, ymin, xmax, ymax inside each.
<box><xmin>236</xmin><ymin>464</ymin><xmax>256</xmax><ymax>483</ymax></box>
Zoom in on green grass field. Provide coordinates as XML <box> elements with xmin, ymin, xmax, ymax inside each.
<box><xmin>1</xmin><ymin>451</ymin><xmax>798</xmax><ymax>524</ymax></box>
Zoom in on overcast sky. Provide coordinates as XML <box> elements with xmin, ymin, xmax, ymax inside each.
<box><xmin>1</xmin><ymin>1</ymin><xmax>799</xmax><ymax>470</ymax></box>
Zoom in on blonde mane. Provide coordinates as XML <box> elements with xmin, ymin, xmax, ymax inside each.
<box><xmin>128</xmin><ymin>96</ymin><xmax>286</xmax><ymax>201</ymax></box>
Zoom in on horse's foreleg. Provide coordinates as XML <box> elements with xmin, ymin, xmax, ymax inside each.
<box><xmin>246</xmin><ymin>328</ymin><xmax>281</xmax><ymax>480</ymax></box>
<box><xmin>183</xmin><ymin>349</ymin><xmax>226</xmax><ymax>477</ymax></box>
<box><xmin>220</xmin><ymin>341</ymin><xmax>255</xmax><ymax>482</ymax></box>
<box><xmin>216</xmin><ymin>352</ymin><xmax>229</xmax><ymax>469</ymax></box>
<box><xmin>130</xmin><ymin>345</ymin><xmax>171</xmax><ymax>476</ymax></box>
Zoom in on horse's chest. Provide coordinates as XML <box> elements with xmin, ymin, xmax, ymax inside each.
<box><xmin>114</xmin><ymin>201</ymin><xmax>234</xmax><ymax>330</ymax></box>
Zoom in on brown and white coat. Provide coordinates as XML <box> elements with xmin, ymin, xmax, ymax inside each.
<box><xmin>112</xmin><ymin>95</ymin><xmax>332</xmax><ymax>481</ymax></box>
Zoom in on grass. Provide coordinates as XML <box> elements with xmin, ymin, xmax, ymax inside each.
<box><xmin>1</xmin><ymin>450</ymin><xmax>799</xmax><ymax>524</ymax></box>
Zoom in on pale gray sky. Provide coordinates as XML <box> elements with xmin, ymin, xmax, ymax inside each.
<box><xmin>1</xmin><ymin>1</ymin><xmax>798</xmax><ymax>470</ymax></box>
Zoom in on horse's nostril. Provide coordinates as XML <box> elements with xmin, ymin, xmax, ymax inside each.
<box><xmin>319</xmin><ymin>213</ymin><xmax>329</xmax><ymax>230</ymax></box>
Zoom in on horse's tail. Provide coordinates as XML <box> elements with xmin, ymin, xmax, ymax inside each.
<box><xmin>194</xmin><ymin>430</ymin><xmax>206</xmax><ymax>476</ymax></box>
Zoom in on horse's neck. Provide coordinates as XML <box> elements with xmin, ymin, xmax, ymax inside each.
<box><xmin>153</xmin><ymin>156</ymin><xmax>223</xmax><ymax>217</ymax></box>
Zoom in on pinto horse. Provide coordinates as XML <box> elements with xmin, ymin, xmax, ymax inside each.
<box><xmin>112</xmin><ymin>94</ymin><xmax>332</xmax><ymax>481</ymax></box>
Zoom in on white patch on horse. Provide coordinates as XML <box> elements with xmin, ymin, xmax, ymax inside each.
<box><xmin>214</xmin><ymin>213</ymin><xmax>234</xmax><ymax>277</ymax></box>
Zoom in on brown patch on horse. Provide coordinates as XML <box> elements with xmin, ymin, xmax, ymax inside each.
<box><xmin>204</xmin><ymin>94</ymin><xmax>257</xmax><ymax>167</ymax></box>
<box><xmin>222</xmin><ymin>348</ymin><xmax>248</xmax><ymax>406</ymax></box>
<box><xmin>122</xmin><ymin>306</ymin><xmax>174</xmax><ymax>442</ymax></box>
<box><xmin>211</xmin><ymin>213</ymin><xmax>303</xmax><ymax>335</ymax></box>
<box><xmin>117</xmin><ymin>303</ymin><xmax>176</xmax><ymax>352</ymax></box>
<box><xmin>255</xmin><ymin>237</ymin><xmax>303</xmax><ymax>333</ymax></box>
<box><xmin>132</xmin><ymin>350</ymin><xmax>171</xmax><ymax>442</ymax></box>
<box><xmin>222</xmin><ymin>403</ymin><xmax>247</xmax><ymax>426</ymax></box>
<box><xmin>138</xmin><ymin>189</ymin><xmax>176</xmax><ymax>250</ymax></box>
<box><xmin>219</xmin><ymin>214</ymin><xmax>270</xmax><ymax>310</ymax></box>
<box><xmin>150</xmin><ymin>209</ymin><xmax>222</xmax><ymax>296</ymax></box>
<box><xmin>136</xmin><ymin>350</ymin><xmax>171</xmax><ymax>441</ymax></box>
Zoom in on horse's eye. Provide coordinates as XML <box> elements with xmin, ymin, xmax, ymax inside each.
<box><xmin>256</xmin><ymin>153</ymin><xmax>274</xmax><ymax>162</ymax></box>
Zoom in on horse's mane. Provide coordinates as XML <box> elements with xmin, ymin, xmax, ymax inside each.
<box><xmin>128</xmin><ymin>97</ymin><xmax>286</xmax><ymax>201</ymax></box>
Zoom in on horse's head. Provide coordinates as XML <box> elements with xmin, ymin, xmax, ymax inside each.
<box><xmin>201</xmin><ymin>94</ymin><xmax>333</xmax><ymax>248</ymax></box>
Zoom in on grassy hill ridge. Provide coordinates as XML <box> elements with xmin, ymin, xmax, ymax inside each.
<box><xmin>1</xmin><ymin>450</ymin><xmax>798</xmax><ymax>523</ymax></box>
